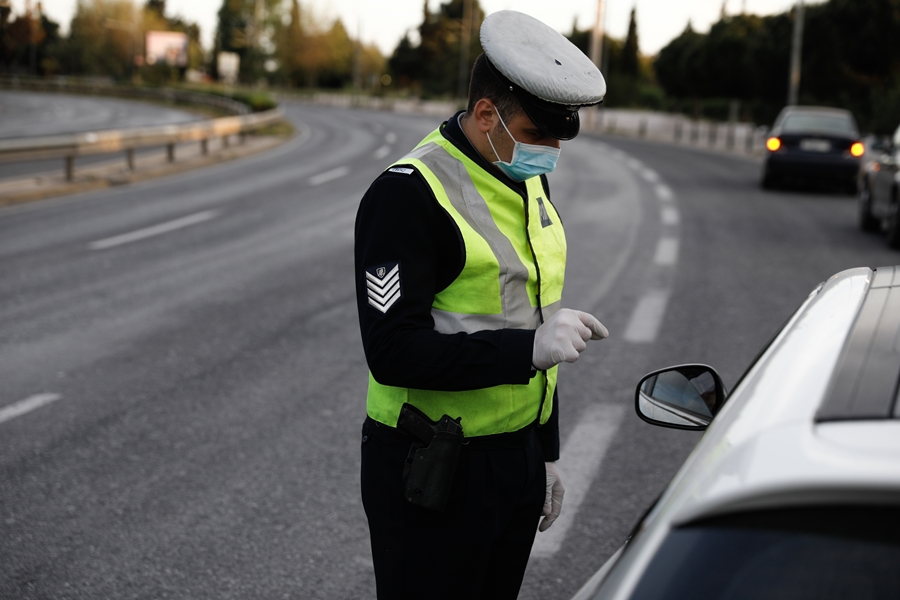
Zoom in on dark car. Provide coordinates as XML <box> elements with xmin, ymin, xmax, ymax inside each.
<box><xmin>761</xmin><ymin>106</ymin><xmax>865</xmax><ymax>192</ymax></box>
<box><xmin>857</xmin><ymin>124</ymin><xmax>900</xmax><ymax>247</ymax></box>
<box><xmin>570</xmin><ymin>265</ymin><xmax>900</xmax><ymax>600</ymax></box>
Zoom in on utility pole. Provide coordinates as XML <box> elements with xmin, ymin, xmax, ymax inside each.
<box><xmin>787</xmin><ymin>0</ymin><xmax>804</xmax><ymax>105</ymax></box>
<box><xmin>353</xmin><ymin>16</ymin><xmax>362</xmax><ymax>90</ymax></box>
<box><xmin>456</xmin><ymin>0</ymin><xmax>473</xmax><ymax>100</ymax></box>
<box><xmin>589</xmin><ymin>0</ymin><xmax>605</xmax><ymax>71</ymax></box>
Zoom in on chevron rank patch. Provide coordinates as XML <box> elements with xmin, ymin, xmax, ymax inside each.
<box><xmin>366</xmin><ymin>262</ymin><xmax>402</xmax><ymax>314</ymax></box>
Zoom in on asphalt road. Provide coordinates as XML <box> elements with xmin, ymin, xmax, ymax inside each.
<box><xmin>2</xmin><ymin>101</ymin><xmax>898</xmax><ymax>599</ymax></box>
<box><xmin>0</xmin><ymin>91</ymin><xmax>203</xmax><ymax>180</ymax></box>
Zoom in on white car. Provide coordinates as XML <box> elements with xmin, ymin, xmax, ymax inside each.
<box><xmin>572</xmin><ymin>266</ymin><xmax>900</xmax><ymax>600</ymax></box>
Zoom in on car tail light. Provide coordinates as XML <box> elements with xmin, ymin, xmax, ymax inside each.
<box><xmin>766</xmin><ymin>137</ymin><xmax>782</xmax><ymax>152</ymax></box>
<box><xmin>850</xmin><ymin>142</ymin><xmax>865</xmax><ymax>157</ymax></box>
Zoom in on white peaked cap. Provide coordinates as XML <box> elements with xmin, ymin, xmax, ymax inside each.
<box><xmin>480</xmin><ymin>10</ymin><xmax>606</xmax><ymax>108</ymax></box>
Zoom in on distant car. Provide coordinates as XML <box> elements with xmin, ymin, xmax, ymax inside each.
<box><xmin>761</xmin><ymin>106</ymin><xmax>865</xmax><ymax>192</ymax></box>
<box><xmin>857</xmin><ymin>124</ymin><xmax>900</xmax><ymax>247</ymax></box>
<box><xmin>571</xmin><ymin>265</ymin><xmax>900</xmax><ymax>600</ymax></box>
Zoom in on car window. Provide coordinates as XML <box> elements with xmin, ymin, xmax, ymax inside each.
<box><xmin>780</xmin><ymin>113</ymin><xmax>856</xmax><ymax>135</ymax></box>
<box><xmin>627</xmin><ymin>506</ymin><xmax>900</xmax><ymax>600</ymax></box>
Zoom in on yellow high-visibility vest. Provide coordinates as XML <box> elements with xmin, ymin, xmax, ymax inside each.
<box><xmin>366</xmin><ymin>126</ymin><xmax>567</xmax><ymax>437</ymax></box>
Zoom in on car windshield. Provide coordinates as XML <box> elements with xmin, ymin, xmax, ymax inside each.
<box><xmin>780</xmin><ymin>113</ymin><xmax>856</xmax><ymax>135</ymax></box>
<box><xmin>627</xmin><ymin>506</ymin><xmax>900</xmax><ymax>600</ymax></box>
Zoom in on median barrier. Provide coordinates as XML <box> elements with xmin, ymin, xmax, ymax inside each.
<box><xmin>0</xmin><ymin>78</ymin><xmax>286</xmax><ymax>181</ymax></box>
<box><xmin>284</xmin><ymin>90</ymin><xmax>765</xmax><ymax>157</ymax></box>
<box><xmin>580</xmin><ymin>107</ymin><xmax>768</xmax><ymax>156</ymax></box>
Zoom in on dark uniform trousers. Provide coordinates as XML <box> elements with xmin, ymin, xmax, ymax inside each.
<box><xmin>361</xmin><ymin>417</ymin><xmax>546</xmax><ymax>600</ymax></box>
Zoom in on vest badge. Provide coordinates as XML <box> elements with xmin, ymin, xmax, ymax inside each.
<box><xmin>536</xmin><ymin>197</ymin><xmax>553</xmax><ymax>228</ymax></box>
<box><xmin>365</xmin><ymin>262</ymin><xmax>402</xmax><ymax>314</ymax></box>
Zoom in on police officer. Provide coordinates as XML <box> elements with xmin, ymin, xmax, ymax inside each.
<box><xmin>355</xmin><ymin>10</ymin><xmax>608</xmax><ymax>600</ymax></box>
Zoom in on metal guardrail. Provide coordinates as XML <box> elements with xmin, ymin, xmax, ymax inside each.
<box><xmin>0</xmin><ymin>79</ymin><xmax>285</xmax><ymax>181</ymax></box>
<box><xmin>0</xmin><ymin>108</ymin><xmax>285</xmax><ymax>181</ymax></box>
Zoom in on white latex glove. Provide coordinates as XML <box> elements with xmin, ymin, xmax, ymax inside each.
<box><xmin>539</xmin><ymin>462</ymin><xmax>565</xmax><ymax>532</ymax></box>
<box><xmin>532</xmin><ymin>309</ymin><xmax>609</xmax><ymax>370</ymax></box>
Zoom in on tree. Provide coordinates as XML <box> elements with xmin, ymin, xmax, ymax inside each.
<box><xmin>652</xmin><ymin>0</ymin><xmax>900</xmax><ymax>131</ymax></box>
<box><xmin>275</xmin><ymin>0</ymin><xmax>303</xmax><ymax>86</ymax></box>
<box><xmin>145</xmin><ymin>0</ymin><xmax>165</xmax><ymax>19</ymax></box>
<box><xmin>388</xmin><ymin>0</ymin><xmax>484</xmax><ymax>98</ymax></box>
<box><xmin>64</xmin><ymin>0</ymin><xmax>138</xmax><ymax>79</ymax></box>
<box><xmin>654</xmin><ymin>23</ymin><xmax>704</xmax><ymax>100</ymax></box>
<box><xmin>388</xmin><ymin>33</ymin><xmax>421</xmax><ymax>90</ymax></box>
<box><xmin>621</xmin><ymin>8</ymin><xmax>639</xmax><ymax>78</ymax></box>
<box><xmin>271</xmin><ymin>1</ymin><xmax>382</xmax><ymax>89</ymax></box>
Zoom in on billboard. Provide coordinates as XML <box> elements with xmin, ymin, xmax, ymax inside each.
<box><xmin>217</xmin><ymin>52</ymin><xmax>240</xmax><ymax>84</ymax></box>
<box><xmin>145</xmin><ymin>31</ymin><xmax>189</xmax><ymax>67</ymax></box>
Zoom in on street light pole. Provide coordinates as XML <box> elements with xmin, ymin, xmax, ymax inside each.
<box><xmin>456</xmin><ymin>0</ymin><xmax>473</xmax><ymax>100</ymax></box>
<box><xmin>787</xmin><ymin>0</ymin><xmax>804</xmax><ymax>105</ymax></box>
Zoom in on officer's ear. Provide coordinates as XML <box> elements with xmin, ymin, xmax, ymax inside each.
<box><xmin>471</xmin><ymin>98</ymin><xmax>497</xmax><ymax>134</ymax></box>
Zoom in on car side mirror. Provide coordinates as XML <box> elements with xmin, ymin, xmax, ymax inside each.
<box><xmin>635</xmin><ymin>364</ymin><xmax>727</xmax><ymax>431</ymax></box>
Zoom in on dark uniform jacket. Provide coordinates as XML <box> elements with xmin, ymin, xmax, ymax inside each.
<box><xmin>354</xmin><ymin>111</ymin><xmax>560</xmax><ymax>460</ymax></box>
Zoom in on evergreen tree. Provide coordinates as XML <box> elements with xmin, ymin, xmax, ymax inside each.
<box><xmin>621</xmin><ymin>8</ymin><xmax>639</xmax><ymax>78</ymax></box>
<box><xmin>388</xmin><ymin>0</ymin><xmax>484</xmax><ymax>98</ymax></box>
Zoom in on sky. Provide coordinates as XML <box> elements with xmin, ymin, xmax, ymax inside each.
<box><xmin>15</xmin><ymin>0</ymin><xmax>801</xmax><ymax>57</ymax></box>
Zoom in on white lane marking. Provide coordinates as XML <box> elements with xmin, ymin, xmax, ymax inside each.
<box><xmin>653</xmin><ymin>237</ymin><xmax>679</xmax><ymax>265</ymax></box>
<box><xmin>385</xmin><ymin>132</ymin><xmax>397</xmax><ymax>144</ymax></box>
<box><xmin>661</xmin><ymin>206</ymin><xmax>680</xmax><ymax>226</ymax></box>
<box><xmin>530</xmin><ymin>404</ymin><xmax>627</xmax><ymax>559</ymax></box>
<box><xmin>373</xmin><ymin>145</ymin><xmax>391</xmax><ymax>160</ymax></box>
<box><xmin>640</xmin><ymin>168</ymin><xmax>659</xmax><ymax>183</ymax></box>
<box><xmin>309</xmin><ymin>166</ymin><xmax>350</xmax><ymax>186</ymax></box>
<box><xmin>89</xmin><ymin>211</ymin><xmax>217</xmax><ymax>251</ymax></box>
<box><xmin>0</xmin><ymin>393</ymin><xmax>61</xmax><ymax>425</ymax></box>
<box><xmin>624</xmin><ymin>289</ymin><xmax>671</xmax><ymax>343</ymax></box>
<box><xmin>625</xmin><ymin>158</ymin><xmax>643</xmax><ymax>171</ymax></box>
<box><xmin>655</xmin><ymin>184</ymin><xmax>674</xmax><ymax>202</ymax></box>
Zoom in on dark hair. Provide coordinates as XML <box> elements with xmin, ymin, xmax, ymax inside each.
<box><xmin>466</xmin><ymin>53</ymin><xmax>522</xmax><ymax>120</ymax></box>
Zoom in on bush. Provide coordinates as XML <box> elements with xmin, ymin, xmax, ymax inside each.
<box><xmin>231</xmin><ymin>90</ymin><xmax>277</xmax><ymax>112</ymax></box>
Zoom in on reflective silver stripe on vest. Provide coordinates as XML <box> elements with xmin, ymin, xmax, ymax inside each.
<box><xmin>406</xmin><ymin>142</ymin><xmax>540</xmax><ymax>334</ymax></box>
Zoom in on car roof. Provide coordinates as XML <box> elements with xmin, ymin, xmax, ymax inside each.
<box><xmin>654</xmin><ymin>266</ymin><xmax>900</xmax><ymax>527</ymax></box>
<box><xmin>779</xmin><ymin>105</ymin><xmax>854</xmax><ymax>116</ymax></box>
<box><xmin>818</xmin><ymin>266</ymin><xmax>900</xmax><ymax>421</ymax></box>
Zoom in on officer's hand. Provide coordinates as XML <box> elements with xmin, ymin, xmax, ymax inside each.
<box><xmin>539</xmin><ymin>462</ymin><xmax>565</xmax><ymax>532</ymax></box>
<box><xmin>532</xmin><ymin>309</ymin><xmax>609</xmax><ymax>370</ymax></box>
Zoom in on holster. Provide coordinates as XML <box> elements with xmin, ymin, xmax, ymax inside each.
<box><xmin>397</xmin><ymin>403</ymin><xmax>464</xmax><ymax>512</ymax></box>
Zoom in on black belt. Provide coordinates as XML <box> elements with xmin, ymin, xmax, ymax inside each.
<box><xmin>366</xmin><ymin>416</ymin><xmax>536</xmax><ymax>451</ymax></box>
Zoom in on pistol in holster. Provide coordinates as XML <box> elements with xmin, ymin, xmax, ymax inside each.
<box><xmin>396</xmin><ymin>403</ymin><xmax>464</xmax><ymax>512</ymax></box>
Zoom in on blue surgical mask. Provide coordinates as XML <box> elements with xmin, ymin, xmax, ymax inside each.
<box><xmin>486</xmin><ymin>109</ymin><xmax>561</xmax><ymax>182</ymax></box>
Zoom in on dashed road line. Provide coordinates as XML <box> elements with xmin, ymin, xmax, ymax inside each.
<box><xmin>530</xmin><ymin>404</ymin><xmax>627</xmax><ymax>559</ymax></box>
<box><xmin>661</xmin><ymin>206</ymin><xmax>680</xmax><ymax>226</ymax></box>
<box><xmin>385</xmin><ymin>132</ymin><xmax>397</xmax><ymax>144</ymax></box>
<box><xmin>309</xmin><ymin>166</ymin><xmax>350</xmax><ymax>186</ymax></box>
<box><xmin>373</xmin><ymin>145</ymin><xmax>391</xmax><ymax>160</ymax></box>
<box><xmin>655</xmin><ymin>184</ymin><xmax>674</xmax><ymax>202</ymax></box>
<box><xmin>640</xmin><ymin>168</ymin><xmax>660</xmax><ymax>183</ymax></box>
<box><xmin>89</xmin><ymin>210</ymin><xmax>218</xmax><ymax>250</ymax></box>
<box><xmin>623</xmin><ymin>289</ymin><xmax>671</xmax><ymax>343</ymax></box>
<box><xmin>625</xmin><ymin>157</ymin><xmax>644</xmax><ymax>171</ymax></box>
<box><xmin>0</xmin><ymin>393</ymin><xmax>61</xmax><ymax>425</ymax></box>
<box><xmin>653</xmin><ymin>237</ymin><xmax>679</xmax><ymax>265</ymax></box>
